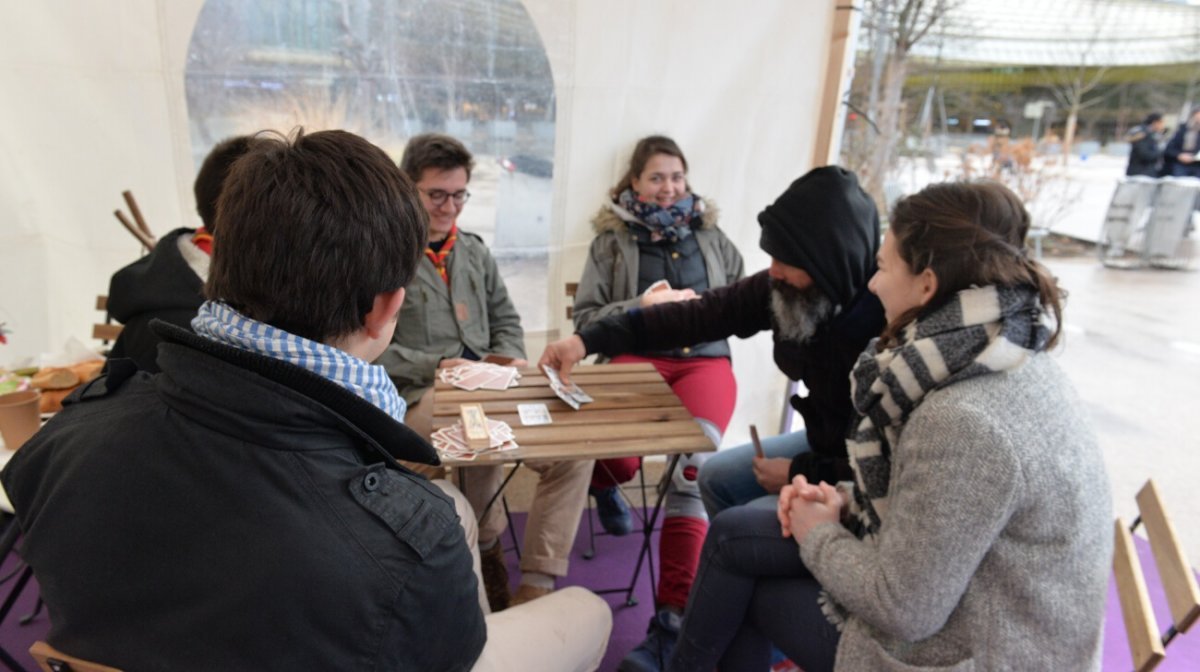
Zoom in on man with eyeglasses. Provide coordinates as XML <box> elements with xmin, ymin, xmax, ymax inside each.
<box><xmin>377</xmin><ymin>133</ymin><xmax>593</xmax><ymax>613</ymax></box>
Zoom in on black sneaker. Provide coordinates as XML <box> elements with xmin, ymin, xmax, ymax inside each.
<box><xmin>618</xmin><ymin>608</ymin><xmax>682</xmax><ymax>672</ymax></box>
<box><xmin>590</xmin><ymin>485</ymin><xmax>632</xmax><ymax>536</ymax></box>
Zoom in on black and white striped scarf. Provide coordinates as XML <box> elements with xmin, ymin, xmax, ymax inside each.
<box><xmin>819</xmin><ymin>284</ymin><xmax>1051</xmax><ymax>629</ymax></box>
<box><xmin>845</xmin><ymin>284</ymin><xmax>1051</xmax><ymax>536</ymax></box>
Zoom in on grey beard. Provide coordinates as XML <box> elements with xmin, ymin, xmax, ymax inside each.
<box><xmin>770</xmin><ymin>280</ymin><xmax>835</xmax><ymax>344</ymax></box>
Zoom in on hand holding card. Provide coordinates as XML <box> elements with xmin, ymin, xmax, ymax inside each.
<box><xmin>542</xmin><ymin>364</ymin><xmax>593</xmax><ymax>410</ymax></box>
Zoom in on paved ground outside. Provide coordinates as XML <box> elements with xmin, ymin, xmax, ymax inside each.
<box><xmin>1045</xmin><ymin>253</ymin><xmax>1200</xmax><ymax>565</ymax></box>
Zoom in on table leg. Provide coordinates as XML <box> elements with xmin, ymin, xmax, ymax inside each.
<box><xmin>593</xmin><ymin>453</ymin><xmax>682</xmax><ymax>608</ymax></box>
<box><xmin>460</xmin><ymin>461</ymin><xmax>524</xmax><ymax>525</ymax></box>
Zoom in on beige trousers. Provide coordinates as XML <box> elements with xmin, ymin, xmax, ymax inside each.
<box><xmin>432</xmin><ymin>480</ymin><xmax>612</xmax><ymax>672</ymax></box>
<box><xmin>411</xmin><ymin>389</ymin><xmax>594</xmax><ymax>578</ymax></box>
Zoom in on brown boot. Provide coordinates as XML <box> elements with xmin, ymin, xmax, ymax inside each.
<box><xmin>510</xmin><ymin>583</ymin><xmax>553</xmax><ymax>607</ymax></box>
<box><xmin>480</xmin><ymin>543</ymin><xmax>511</xmax><ymax>612</ymax></box>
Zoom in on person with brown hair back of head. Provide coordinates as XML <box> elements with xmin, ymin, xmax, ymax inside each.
<box><xmin>106</xmin><ymin>135</ymin><xmax>256</xmax><ymax>372</ymax></box>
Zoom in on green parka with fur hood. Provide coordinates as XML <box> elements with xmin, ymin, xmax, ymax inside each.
<box><xmin>573</xmin><ymin>198</ymin><xmax>744</xmax><ymax>360</ymax></box>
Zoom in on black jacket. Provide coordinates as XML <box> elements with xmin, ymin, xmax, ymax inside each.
<box><xmin>1125</xmin><ymin>125</ymin><xmax>1163</xmax><ymax>177</ymax></box>
<box><xmin>1</xmin><ymin>323</ymin><xmax>486</xmax><ymax>671</ymax></box>
<box><xmin>581</xmin><ymin>270</ymin><xmax>885</xmax><ymax>482</ymax></box>
<box><xmin>1162</xmin><ymin>124</ymin><xmax>1200</xmax><ymax>178</ymax></box>
<box><xmin>106</xmin><ymin>228</ymin><xmax>206</xmax><ymax>372</ymax></box>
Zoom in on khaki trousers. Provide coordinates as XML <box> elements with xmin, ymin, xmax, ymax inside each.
<box><xmin>410</xmin><ymin>389</ymin><xmax>593</xmax><ymax>578</ymax></box>
<box><xmin>455</xmin><ymin>459</ymin><xmax>592</xmax><ymax>577</ymax></box>
<box><xmin>431</xmin><ymin>480</ymin><xmax>611</xmax><ymax>672</ymax></box>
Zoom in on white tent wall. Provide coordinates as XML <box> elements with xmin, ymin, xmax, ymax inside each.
<box><xmin>1</xmin><ymin>0</ymin><xmax>848</xmax><ymax>447</ymax></box>
<box><xmin>0</xmin><ymin>0</ymin><xmax>202</xmax><ymax>365</ymax></box>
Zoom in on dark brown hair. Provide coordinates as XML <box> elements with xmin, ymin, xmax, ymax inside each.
<box><xmin>193</xmin><ymin>135</ymin><xmax>257</xmax><ymax>234</ymax></box>
<box><xmin>880</xmin><ymin>181</ymin><xmax>1064</xmax><ymax>348</ymax></box>
<box><xmin>611</xmin><ymin>135</ymin><xmax>689</xmax><ymax>197</ymax></box>
<box><xmin>399</xmin><ymin>133</ymin><xmax>474</xmax><ymax>183</ymax></box>
<box><xmin>206</xmin><ymin>128</ymin><xmax>427</xmax><ymax>344</ymax></box>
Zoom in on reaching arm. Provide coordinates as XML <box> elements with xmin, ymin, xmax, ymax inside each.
<box><xmin>580</xmin><ymin>270</ymin><xmax>774</xmax><ymax>357</ymax></box>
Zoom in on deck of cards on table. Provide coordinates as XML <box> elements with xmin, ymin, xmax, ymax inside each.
<box><xmin>542</xmin><ymin>365</ymin><xmax>594</xmax><ymax>410</ymax></box>
<box><xmin>431</xmin><ymin>417</ymin><xmax>517</xmax><ymax>461</ymax></box>
<box><xmin>437</xmin><ymin>362</ymin><xmax>521</xmax><ymax>391</ymax></box>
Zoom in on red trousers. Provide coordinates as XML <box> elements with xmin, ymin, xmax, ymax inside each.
<box><xmin>591</xmin><ymin>354</ymin><xmax>737</xmax><ymax>609</ymax></box>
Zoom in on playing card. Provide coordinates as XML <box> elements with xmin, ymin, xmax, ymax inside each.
<box><xmin>517</xmin><ymin>403</ymin><xmax>552</xmax><ymax>426</ymax></box>
<box><xmin>455</xmin><ymin>368</ymin><xmax>500</xmax><ymax>391</ymax></box>
<box><xmin>566</xmin><ymin>384</ymin><xmax>594</xmax><ymax>404</ymax></box>
<box><xmin>542</xmin><ymin>364</ymin><xmax>564</xmax><ymax>388</ymax></box>
<box><xmin>431</xmin><ymin>417</ymin><xmax>520</xmax><ymax>462</ymax></box>
<box><xmin>441</xmin><ymin>362</ymin><xmax>521</xmax><ymax>391</ymax></box>
<box><xmin>643</xmin><ymin>279</ymin><xmax>671</xmax><ymax>295</ymax></box>
<box><xmin>543</xmin><ymin>364</ymin><xmax>592</xmax><ymax>409</ymax></box>
<box><xmin>478</xmin><ymin>367</ymin><xmax>517</xmax><ymax>391</ymax></box>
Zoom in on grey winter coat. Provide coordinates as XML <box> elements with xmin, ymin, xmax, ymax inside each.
<box><xmin>799</xmin><ymin>355</ymin><xmax>1111</xmax><ymax>671</ymax></box>
<box><xmin>573</xmin><ymin>199</ymin><xmax>744</xmax><ymax>340</ymax></box>
<box><xmin>377</xmin><ymin>231</ymin><xmax>525</xmax><ymax>404</ymax></box>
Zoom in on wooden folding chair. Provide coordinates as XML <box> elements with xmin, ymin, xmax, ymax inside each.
<box><xmin>92</xmin><ymin>296</ymin><xmax>122</xmax><ymax>345</ymax></box>
<box><xmin>1112</xmin><ymin>479</ymin><xmax>1200</xmax><ymax>671</ymax></box>
<box><xmin>565</xmin><ymin>282</ymin><xmax>578</xmax><ymax>320</ymax></box>
<box><xmin>29</xmin><ymin>642</ymin><xmax>121</xmax><ymax>672</ymax></box>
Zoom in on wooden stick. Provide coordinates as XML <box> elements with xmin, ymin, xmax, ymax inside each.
<box><xmin>114</xmin><ymin>210</ymin><xmax>155</xmax><ymax>252</ymax></box>
<box><xmin>122</xmin><ymin>190</ymin><xmax>153</xmax><ymax>240</ymax></box>
<box><xmin>750</xmin><ymin>424</ymin><xmax>765</xmax><ymax>459</ymax></box>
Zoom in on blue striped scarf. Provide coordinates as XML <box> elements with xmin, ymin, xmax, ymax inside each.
<box><xmin>191</xmin><ymin>301</ymin><xmax>407</xmax><ymax>423</ymax></box>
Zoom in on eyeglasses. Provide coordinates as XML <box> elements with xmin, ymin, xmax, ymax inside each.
<box><xmin>419</xmin><ymin>189</ymin><xmax>471</xmax><ymax>206</ymax></box>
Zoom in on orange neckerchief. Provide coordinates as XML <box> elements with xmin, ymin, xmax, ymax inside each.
<box><xmin>192</xmin><ymin>227</ymin><xmax>213</xmax><ymax>255</ymax></box>
<box><xmin>424</xmin><ymin>225</ymin><xmax>458</xmax><ymax>285</ymax></box>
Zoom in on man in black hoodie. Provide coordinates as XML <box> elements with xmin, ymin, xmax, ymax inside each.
<box><xmin>539</xmin><ymin>166</ymin><xmax>884</xmax><ymax>672</ymax></box>
<box><xmin>105</xmin><ymin>135</ymin><xmax>255</xmax><ymax>372</ymax></box>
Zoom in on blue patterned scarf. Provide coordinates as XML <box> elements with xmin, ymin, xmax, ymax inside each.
<box><xmin>191</xmin><ymin>301</ymin><xmax>407</xmax><ymax>423</ymax></box>
<box><xmin>616</xmin><ymin>188</ymin><xmax>700</xmax><ymax>243</ymax></box>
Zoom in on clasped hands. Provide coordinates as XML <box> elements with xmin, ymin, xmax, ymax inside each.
<box><xmin>777</xmin><ymin>475</ymin><xmax>845</xmax><ymax>544</ymax></box>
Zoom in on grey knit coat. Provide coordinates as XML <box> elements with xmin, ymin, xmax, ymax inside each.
<box><xmin>799</xmin><ymin>354</ymin><xmax>1112</xmax><ymax>671</ymax></box>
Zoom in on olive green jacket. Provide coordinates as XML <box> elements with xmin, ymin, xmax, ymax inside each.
<box><xmin>377</xmin><ymin>231</ymin><xmax>525</xmax><ymax>404</ymax></box>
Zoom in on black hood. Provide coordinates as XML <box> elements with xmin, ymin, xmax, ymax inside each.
<box><xmin>758</xmin><ymin>166</ymin><xmax>880</xmax><ymax>309</ymax></box>
<box><xmin>106</xmin><ymin>228</ymin><xmax>205</xmax><ymax>322</ymax></box>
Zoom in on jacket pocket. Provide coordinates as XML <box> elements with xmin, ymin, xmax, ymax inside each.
<box><xmin>842</xmin><ymin>621</ymin><xmax>976</xmax><ymax>672</ymax></box>
<box><xmin>349</xmin><ymin>466</ymin><xmax>455</xmax><ymax>559</ymax></box>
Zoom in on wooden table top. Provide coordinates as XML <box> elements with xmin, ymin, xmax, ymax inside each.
<box><xmin>432</xmin><ymin>363</ymin><xmax>715</xmax><ymax>465</ymax></box>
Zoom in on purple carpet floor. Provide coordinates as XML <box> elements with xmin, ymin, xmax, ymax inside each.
<box><xmin>0</xmin><ymin>513</ymin><xmax>1196</xmax><ymax>671</ymax></box>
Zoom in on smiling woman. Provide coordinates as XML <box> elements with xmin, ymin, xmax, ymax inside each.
<box><xmin>183</xmin><ymin>0</ymin><xmax>557</xmax><ymax>330</ymax></box>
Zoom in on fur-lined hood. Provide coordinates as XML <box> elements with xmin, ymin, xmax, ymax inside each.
<box><xmin>590</xmin><ymin>196</ymin><xmax>720</xmax><ymax>235</ymax></box>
